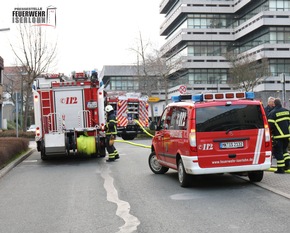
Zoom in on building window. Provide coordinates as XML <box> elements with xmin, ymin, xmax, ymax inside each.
<box><xmin>269</xmin><ymin>59</ymin><xmax>290</xmax><ymax>76</ymax></box>
<box><xmin>188</xmin><ymin>14</ymin><xmax>232</xmax><ymax>29</ymax></box>
<box><xmin>188</xmin><ymin>42</ymin><xmax>228</xmax><ymax>56</ymax></box>
<box><xmin>169</xmin><ymin>69</ymin><xmax>228</xmax><ymax>87</ymax></box>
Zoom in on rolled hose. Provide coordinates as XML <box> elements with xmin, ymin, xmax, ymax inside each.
<box><xmin>77</xmin><ymin>135</ymin><xmax>96</xmax><ymax>155</ymax></box>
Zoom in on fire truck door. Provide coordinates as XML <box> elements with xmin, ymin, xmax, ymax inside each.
<box><xmin>54</xmin><ymin>90</ymin><xmax>84</xmax><ymax>129</ymax></box>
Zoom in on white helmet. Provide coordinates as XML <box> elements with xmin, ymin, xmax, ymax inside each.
<box><xmin>105</xmin><ymin>105</ymin><xmax>114</xmax><ymax>112</ymax></box>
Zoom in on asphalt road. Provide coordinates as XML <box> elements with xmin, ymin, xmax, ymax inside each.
<box><xmin>0</xmin><ymin>139</ymin><xmax>289</xmax><ymax>233</ymax></box>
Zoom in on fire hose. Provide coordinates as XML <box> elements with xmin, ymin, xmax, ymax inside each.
<box><xmin>113</xmin><ymin>119</ymin><xmax>153</xmax><ymax>148</ymax></box>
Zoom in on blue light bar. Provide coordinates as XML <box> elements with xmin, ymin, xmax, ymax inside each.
<box><xmin>171</xmin><ymin>95</ymin><xmax>181</xmax><ymax>102</ymax></box>
<box><xmin>192</xmin><ymin>94</ymin><xmax>203</xmax><ymax>102</ymax></box>
<box><xmin>245</xmin><ymin>92</ymin><xmax>255</xmax><ymax>99</ymax></box>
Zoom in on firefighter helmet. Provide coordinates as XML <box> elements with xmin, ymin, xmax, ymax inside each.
<box><xmin>105</xmin><ymin>105</ymin><xmax>114</xmax><ymax>112</ymax></box>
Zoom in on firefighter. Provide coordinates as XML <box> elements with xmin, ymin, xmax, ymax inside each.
<box><xmin>268</xmin><ymin>98</ymin><xmax>290</xmax><ymax>173</ymax></box>
<box><xmin>105</xmin><ymin>105</ymin><xmax>120</xmax><ymax>162</ymax></box>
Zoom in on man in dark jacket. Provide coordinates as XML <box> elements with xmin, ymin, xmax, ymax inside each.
<box><xmin>105</xmin><ymin>105</ymin><xmax>120</xmax><ymax>162</ymax></box>
<box><xmin>268</xmin><ymin>98</ymin><xmax>290</xmax><ymax>173</ymax></box>
<box><xmin>264</xmin><ymin>96</ymin><xmax>275</xmax><ymax>117</ymax></box>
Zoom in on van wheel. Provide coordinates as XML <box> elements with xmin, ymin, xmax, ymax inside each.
<box><xmin>248</xmin><ymin>171</ymin><xmax>263</xmax><ymax>182</ymax></box>
<box><xmin>178</xmin><ymin>159</ymin><xmax>190</xmax><ymax>187</ymax></box>
<box><xmin>148</xmin><ymin>152</ymin><xmax>169</xmax><ymax>174</ymax></box>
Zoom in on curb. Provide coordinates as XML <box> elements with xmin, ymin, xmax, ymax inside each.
<box><xmin>0</xmin><ymin>148</ymin><xmax>35</xmax><ymax>179</ymax></box>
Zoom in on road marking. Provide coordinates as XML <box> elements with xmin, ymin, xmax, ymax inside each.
<box><xmin>101</xmin><ymin>165</ymin><xmax>140</xmax><ymax>233</ymax></box>
<box><xmin>170</xmin><ymin>193</ymin><xmax>203</xmax><ymax>200</ymax></box>
<box><xmin>23</xmin><ymin>160</ymin><xmax>38</xmax><ymax>163</ymax></box>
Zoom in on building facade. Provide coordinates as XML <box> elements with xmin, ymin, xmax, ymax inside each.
<box><xmin>159</xmin><ymin>0</ymin><xmax>290</xmax><ymax>105</ymax></box>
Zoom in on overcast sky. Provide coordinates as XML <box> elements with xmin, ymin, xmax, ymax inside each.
<box><xmin>0</xmin><ymin>0</ymin><xmax>165</xmax><ymax>75</ymax></box>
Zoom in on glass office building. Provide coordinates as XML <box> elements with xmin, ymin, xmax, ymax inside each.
<box><xmin>159</xmin><ymin>0</ymin><xmax>290</xmax><ymax>101</ymax></box>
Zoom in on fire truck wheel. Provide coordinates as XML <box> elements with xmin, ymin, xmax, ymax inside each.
<box><xmin>148</xmin><ymin>152</ymin><xmax>169</xmax><ymax>174</ymax></box>
<box><xmin>248</xmin><ymin>171</ymin><xmax>263</xmax><ymax>182</ymax></box>
<box><xmin>40</xmin><ymin>142</ymin><xmax>48</xmax><ymax>160</ymax></box>
<box><xmin>178</xmin><ymin>159</ymin><xmax>190</xmax><ymax>187</ymax></box>
<box><xmin>121</xmin><ymin>134</ymin><xmax>136</xmax><ymax>140</ymax></box>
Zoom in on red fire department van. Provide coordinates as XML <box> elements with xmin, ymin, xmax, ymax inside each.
<box><xmin>149</xmin><ymin>92</ymin><xmax>272</xmax><ymax>187</ymax></box>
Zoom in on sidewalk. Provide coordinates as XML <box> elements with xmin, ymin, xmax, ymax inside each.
<box><xmin>242</xmin><ymin>158</ymin><xmax>290</xmax><ymax>200</ymax></box>
<box><xmin>256</xmin><ymin>170</ymin><xmax>290</xmax><ymax>199</ymax></box>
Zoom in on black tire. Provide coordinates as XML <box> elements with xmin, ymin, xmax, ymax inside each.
<box><xmin>248</xmin><ymin>171</ymin><xmax>264</xmax><ymax>182</ymax></box>
<box><xmin>40</xmin><ymin>141</ymin><xmax>48</xmax><ymax>160</ymax></box>
<box><xmin>65</xmin><ymin>136</ymin><xmax>70</xmax><ymax>156</ymax></box>
<box><xmin>148</xmin><ymin>152</ymin><xmax>169</xmax><ymax>174</ymax></box>
<box><xmin>99</xmin><ymin>145</ymin><xmax>106</xmax><ymax>157</ymax></box>
<box><xmin>178</xmin><ymin>159</ymin><xmax>190</xmax><ymax>187</ymax></box>
<box><xmin>121</xmin><ymin>134</ymin><xmax>136</xmax><ymax>140</ymax></box>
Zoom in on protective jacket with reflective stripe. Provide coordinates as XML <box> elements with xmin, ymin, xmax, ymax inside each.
<box><xmin>106</xmin><ymin>113</ymin><xmax>118</xmax><ymax>135</ymax></box>
<box><xmin>268</xmin><ymin>106</ymin><xmax>290</xmax><ymax>139</ymax></box>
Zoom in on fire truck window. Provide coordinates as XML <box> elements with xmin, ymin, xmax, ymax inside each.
<box><xmin>195</xmin><ymin>105</ymin><xmax>264</xmax><ymax>132</ymax></box>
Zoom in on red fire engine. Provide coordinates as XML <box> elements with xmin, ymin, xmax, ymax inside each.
<box><xmin>33</xmin><ymin>72</ymin><xmax>106</xmax><ymax>160</ymax></box>
<box><xmin>105</xmin><ymin>92</ymin><xmax>149</xmax><ymax>140</ymax></box>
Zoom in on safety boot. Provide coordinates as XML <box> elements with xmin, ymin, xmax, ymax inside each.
<box><xmin>106</xmin><ymin>158</ymin><xmax>115</xmax><ymax>162</ymax></box>
<box><xmin>274</xmin><ymin>168</ymin><xmax>285</xmax><ymax>174</ymax></box>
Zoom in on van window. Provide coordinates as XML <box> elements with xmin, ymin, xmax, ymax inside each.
<box><xmin>196</xmin><ymin>104</ymin><xmax>264</xmax><ymax>132</ymax></box>
<box><xmin>169</xmin><ymin>107</ymin><xmax>187</xmax><ymax>130</ymax></box>
<box><xmin>158</xmin><ymin>107</ymin><xmax>170</xmax><ymax>130</ymax></box>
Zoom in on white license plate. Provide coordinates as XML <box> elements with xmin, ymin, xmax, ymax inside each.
<box><xmin>220</xmin><ymin>141</ymin><xmax>244</xmax><ymax>149</ymax></box>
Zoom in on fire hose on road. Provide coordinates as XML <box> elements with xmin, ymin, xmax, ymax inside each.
<box><xmin>114</xmin><ymin>119</ymin><xmax>153</xmax><ymax>149</ymax></box>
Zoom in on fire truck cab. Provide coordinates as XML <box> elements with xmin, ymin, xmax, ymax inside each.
<box><xmin>105</xmin><ymin>92</ymin><xmax>149</xmax><ymax>140</ymax></box>
<box><xmin>33</xmin><ymin>72</ymin><xmax>106</xmax><ymax>160</ymax></box>
<box><xmin>149</xmin><ymin>92</ymin><xmax>272</xmax><ymax>187</ymax></box>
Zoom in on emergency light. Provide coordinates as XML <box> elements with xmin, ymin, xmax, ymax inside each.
<box><xmin>172</xmin><ymin>92</ymin><xmax>255</xmax><ymax>102</ymax></box>
<box><xmin>75</xmin><ymin>72</ymin><xmax>86</xmax><ymax>78</ymax></box>
<box><xmin>46</xmin><ymin>74</ymin><xmax>59</xmax><ymax>79</ymax></box>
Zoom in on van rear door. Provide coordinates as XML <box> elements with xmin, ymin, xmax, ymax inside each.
<box><xmin>195</xmin><ymin>101</ymin><xmax>267</xmax><ymax>168</ymax></box>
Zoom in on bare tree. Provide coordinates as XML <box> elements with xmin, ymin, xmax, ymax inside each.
<box><xmin>9</xmin><ymin>24</ymin><xmax>57</xmax><ymax>130</ymax></box>
<box><xmin>130</xmin><ymin>32</ymin><xmax>158</xmax><ymax>121</ymax></box>
<box><xmin>226</xmin><ymin>52</ymin><xmax>270</xmax><ymax>91</ymax></box>
<box><xmin>130</xmin><ymin>33</ymin><xmax>183</xmax><ymax>121</ymax></box>
<box><xmin>146</xmin><ymin>48</ymin><xmax>182</xmax><ymax>106</ymax></box>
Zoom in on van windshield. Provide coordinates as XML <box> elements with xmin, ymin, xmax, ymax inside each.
<box><xmin>195</xmin><ymin>104</ymin><xmax>264</xmax><ymax>132</ymax></box>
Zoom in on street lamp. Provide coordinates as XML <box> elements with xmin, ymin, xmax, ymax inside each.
<box><xmin>280</xmin><ymin>73</ymin><xmax>286</xmax><ymax>108</ymax></box>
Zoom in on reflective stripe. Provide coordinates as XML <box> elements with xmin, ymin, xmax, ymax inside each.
<box><xmin>268</xmin><ymin>116</ymin><xmax>290</xmax><ymax>138</ymax></box>
<box><xmin>277</xmin><ymin>159</ymin><xmax>285</xmax><ymax>167</ymax></box>
<box><xmin>276</xmin><ymin>117</ymin><xmax>290</xmax><ymax>123</ymax></box>
<box><xmin>284</xmin><ymin>152</ymin><xmax>290</xmax><ymax>161</ymax></box>
<box><xmin>109</xmin><ymin>120</ymin><xmax>118</xmax><ymax>123</ymax></box>
<box><xmin>276</xmin><ymin>111</ymin><xmax>290</xmax><ymax>117</ymax></box>
<box><xmin>253</xmin><ymin>129</ymin><xmax>263</xmax><ymax>165</ymax></box>
<box><xmin>273</xmin><ymin>134</ymin><xmax>290</xmax><ymax>139</ymax></box>
<box><xmin>108</xmin><ymin>152</ymin><xmax>115</xmax><ymax>159</ymax></box>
